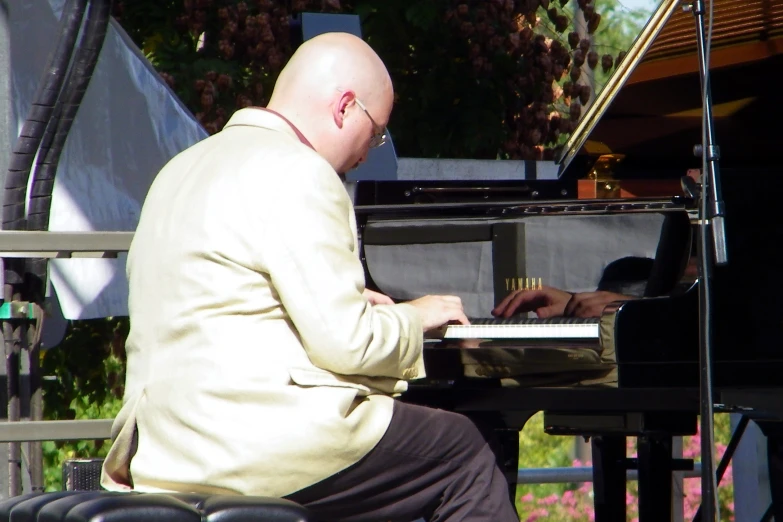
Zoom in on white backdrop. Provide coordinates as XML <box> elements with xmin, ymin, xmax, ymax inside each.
<box><xmin>8</xmin><ymin>0</ymin><xmax>206</xmax><ymax>320</ymax></box>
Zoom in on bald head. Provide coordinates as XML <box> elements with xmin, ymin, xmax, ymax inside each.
<box><xmin>267</xmin><ymin>32</ymin><xmax>393</xmax><ymax>175</ymax></box>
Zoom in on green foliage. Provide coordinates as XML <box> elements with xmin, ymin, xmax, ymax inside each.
<box><xmin>112</xmin><ymin>1</ymin><xmax>183</xmax><ymax>53</ymax></box>
<box><xmin>517</xmin><ymin>412</ymin><xmax>577</xmax><ymax>502</ymax></box>
<box><xmin>589</xmin><ymin>0</ymin><xmax>653</xmax><ymax>93</ymax></box>
<box><xmin>41</xmin><ymin>318</ymin><xmax>127</xmax><ymax>490</ymax></box>
<box><xmin>112</xmin><ymin>0</ymin><xmax>638</xmax><ymax>158</ymax></box>
<box><xmin>515</xmin><ymin>412</ymin><xmax>736</xmax><ymax>520</ymax></box>
<box><xmin>358</xmin><ymin>0</ymin><xmax>508</xmax><ymax>158</ymax></box>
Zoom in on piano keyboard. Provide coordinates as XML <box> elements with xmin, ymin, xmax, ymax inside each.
<box><xmin>442</xmin><ymin>317</ymin><xmax>600</xmax><ymax>340</ymax></box>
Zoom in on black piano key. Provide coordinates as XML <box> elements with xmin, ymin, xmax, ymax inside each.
<box><xmin>468</xmin><ymin>317</ymin><xmax>600</xmax><ymax>325</ymax></box>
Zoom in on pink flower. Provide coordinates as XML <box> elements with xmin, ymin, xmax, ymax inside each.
<box><xmin>525</xmin><ymin>507</ymin><xmax>549</xmax><ymax>522</ymax></box>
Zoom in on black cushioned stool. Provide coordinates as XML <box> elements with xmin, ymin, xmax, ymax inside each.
<box><xmin>0</xmin><ymin>491</ymin><xmax>312</xmax><ymax>522</ymax></box>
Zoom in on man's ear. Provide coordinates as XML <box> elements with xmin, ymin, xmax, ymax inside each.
<box><xmin>333</xmin><ymin>90</ymin><xmax>355</xmax><ymax>129</ymax></box>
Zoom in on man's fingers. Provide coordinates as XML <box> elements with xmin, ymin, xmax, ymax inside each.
<box><xmin>493</xmin><ymin>290</ymin><xmax>541</xmax><ymax>317</ymax></box>
<box><xmin>536</xmin><ymin>304</ymin><xmax>562</xmax><ymax>319</ymax></box>
<box><xmin>453</xmin><ymin>311</ymin><xmax>470</xmax><ymax>325</ymax></box>
<box><xmin>409</xmin><ymin>294</ymin><xmax>470</xmax><ymax>331</ymax></box>
<box><xmin>505</xmin><ymin>291</ymin><xmax>542</xmax><ymax>317</ymax></box>
<box><xmin>499</xmin><ymin>293</ymin><xmax>525</xmax><ymax>317</ymax></box>
<box><xmin>492</xmin><ymin>291</ymin><xmax>518</xmax><ymax>314</ymax></box>
<box><xmin>441</xmin><ymin>298</ymin><xmax>469</xmax><ymax>325</ymax></box>
<box><xmin>439</xmin><ymin>295</ymin><xmax>463</xmax><ymax>305</ymax></box>
<box><xmin>446</xmin><ymin>300</ymin><xmax>469</xmax><ymax>325</ymax></box>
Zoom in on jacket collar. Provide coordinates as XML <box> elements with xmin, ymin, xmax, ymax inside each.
<box><xmin>223</xmin><ymin>107</ymin><xmax>315</xmax><ymax>150</ymax></box>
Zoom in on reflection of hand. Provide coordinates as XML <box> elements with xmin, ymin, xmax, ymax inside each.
<box><xmin>562</xmin><ymin>291</ymin><xmax>634</xmax><ymax>318</ymax></box>
<box><xmin>492</xmin><ymin>286</ymin><xmax>573</xmax><ymax>318</ymax></box>
<box><xmin>363</xmin><ymin>288</ymin><xmax>395</xmax><ymax>306</ymax></box>
<box><xmin>457</xmin><ymin>338</ymin><xmax>483</xmax><ymax>349</ymax></box>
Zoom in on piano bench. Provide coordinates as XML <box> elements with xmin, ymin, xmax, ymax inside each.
<box><xmin>0</xmin><ymin>491</ymin><xmax>312</xmax><ymax>522</ymax></box>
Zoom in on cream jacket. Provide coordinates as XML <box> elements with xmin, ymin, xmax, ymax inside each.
<box><xmin>101</xmin><ymin>108</ymin><xmax>425</xmax><ymax>497</ymax></box>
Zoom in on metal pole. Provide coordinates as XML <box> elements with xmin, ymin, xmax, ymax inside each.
<box><xmin>27</xmin><ymin>334</ymin><xmax>43</xmax><ymax>492</ymax></box>
<box><xmin>686</xmin><ymin>1</ymin><xmax>725</xmax><ymax>520</ymax></box>
<box><xmin>0</xmin><ymin>0</ymin><xmax>11</xmax><ymax>499</ymax></box>
<box><xmin>3</xmin><ymin>283</ymin><xmax>21</xmax><ymax>497</ymax></box>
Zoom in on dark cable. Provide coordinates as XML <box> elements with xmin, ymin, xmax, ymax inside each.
<box><xmin>26</xmin><ymin>0</ymin><xmax>114</xmax><ymax>301</ymax></box>
<box><xmin>3</xmin><ymin>0</ymin><xmax>88</xmax><ymax>233</ymax></box>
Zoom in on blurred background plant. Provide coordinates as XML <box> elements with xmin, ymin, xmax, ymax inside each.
<box><xmin>41</xmin><ymin>318</ymin><xmax>127</xmax><ymax>490</ymax></box>
<box><xmin>109</xmin><ymin>0</ymin><xmax>647</xmax><ymax>159</ymax></box>
<box><xmin>515</xmin><ymin>412</ymin><xmax>735</xmax><ymax>521</ymax></box>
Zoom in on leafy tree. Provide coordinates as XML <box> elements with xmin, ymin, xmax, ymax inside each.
<box><xmin>110</xmin><ymin>0</ymin><xmax>632</xmax><ymax>160</ymax></box>
<box><xmin>41</xmin><ymin>318</ymin><xmax>127</xmax><ymax>490</ymax></box>
<box><xmin>588</xmin><ymin>0</ymin><xmax>653</xmax><ymax>92</ymax></box>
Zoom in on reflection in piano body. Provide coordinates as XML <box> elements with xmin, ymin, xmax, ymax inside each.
<box><xmin>353</xmin><ymin>0</ymin><xmax>783</xmax><ymax>520</ymax></box>
<box><xmin>358</xmin><ymin>195</ymin><xmax>697</xmax><ymax>386</ymax></box>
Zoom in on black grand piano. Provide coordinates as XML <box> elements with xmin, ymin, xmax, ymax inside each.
<box><xmin>353</xmin><ymin>0</ymin><xmax>783</xmax><ymax>520</ymax></box>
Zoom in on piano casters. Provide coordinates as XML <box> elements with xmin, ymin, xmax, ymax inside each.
<box><xmin>686</xmin><ymin>0</ymin><xmax>728</xmax><ymax>520</ymax></box>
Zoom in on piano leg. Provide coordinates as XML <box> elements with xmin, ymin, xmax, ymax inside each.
<box><xmin>637</xmin><ymin>435</ymin><xmax>674</xmax><ymax>522</ymax></box>
<box><xmin>492</xmin><ymin>427</ymin><xmax>521</xmax><ymax>504</ymax></box>
<box><xmin>764</xmin><ymin>426</ymin><xmax>783</xmax><ymax>521</ymax></box>
<box><xmin>591</xmin><ymin>435</ymin><xmax>627</xmax><ymax>522</ymax></box>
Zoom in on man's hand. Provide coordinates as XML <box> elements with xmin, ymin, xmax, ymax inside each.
<box><xmin>492</xmin><ymin>286</ymin><xmax>573</xmax><ymax>318</ymax></box>
<box><xmin>363</xmin><ymin>288</ymin><xmax>395</xmax><ymax>306</ymax></box>
<box><xmin>562</xmin><ymin>291</ymin><xmax>634</xmax><ymax>318</ymax></box>
<box><xmin>408</xmin><ymin>295</ymin><xmax>470</xmax><ymax>332</ymax></box>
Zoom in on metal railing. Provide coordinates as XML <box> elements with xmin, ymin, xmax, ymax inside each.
<box><xmin>0</xmin><ymin>230</ymin><xmax>133</xmax><ymax>495</ymax></box>
<box><xmin>0</xmin><ymin>419</ymin><xmax>112</xmax><ymax>443</ymax></box>
<box><xmin>0</xmin><ymin>419</ymin><xmax>704</xmax><ymax>487</ymax></box>
<box><xmin>0</xmin><ymin>231</ymin><xmax>133</xmax><ymax>258</ymax></box>
<box><xmin>516</xmin><ymin>464</ymin><xmax>701</xmax><ymax>484</ymax></box>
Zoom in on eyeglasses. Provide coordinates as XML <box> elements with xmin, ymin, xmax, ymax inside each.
<box><xmin>354</xmin><ymin>98</ymin><xmax>388</xmax><ymax>148</ymax></box>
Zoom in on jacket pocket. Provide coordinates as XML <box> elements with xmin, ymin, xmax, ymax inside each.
<box><xmin>288</xmin><ymin>367</ymin><xmax>373</xmax><ymax>395</ymax></box>
<box><xmin>288</xmin><ymin>367</ymin><xmax>406</xmax><ymax>396</ymax></box>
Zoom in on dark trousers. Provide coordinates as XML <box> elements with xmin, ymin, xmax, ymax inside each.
<box><xmin>284</xmin><ymin>401</ymin><xmax>519</xmax><ymax>522</ymax></box>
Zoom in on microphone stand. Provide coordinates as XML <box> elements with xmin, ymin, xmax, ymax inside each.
<box><xmin>692</xmin><ymin>0</ymin><xmax>728</xmax><ymax>267</ymax></box>
<box><xmin>687</xmin><ymin>0</ymin><xmax>728</xmax><ymax>520</ymax></box>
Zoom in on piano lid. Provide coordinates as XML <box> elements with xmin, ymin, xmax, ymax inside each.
<box><xmin>557</xmin><ymin>0</ymin><xmax>783</xmax><ymax>176</ymax></box>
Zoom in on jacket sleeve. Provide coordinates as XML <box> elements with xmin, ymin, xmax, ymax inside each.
<box><xmin>248</xmin><ymin>153</ymin><xmax>425</xmax><ymax>380</ymax></box>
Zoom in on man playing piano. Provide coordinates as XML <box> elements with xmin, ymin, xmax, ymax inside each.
<box><xmin>101</xmin><ymin>32</ymin><xmax>520</xmax><ymax>522</ymax></box>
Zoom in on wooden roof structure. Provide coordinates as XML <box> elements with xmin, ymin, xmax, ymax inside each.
<box><xmin>559</xmin><ymin>0</ymin><xmax>782</xmax><ymax>174</ymax></box>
